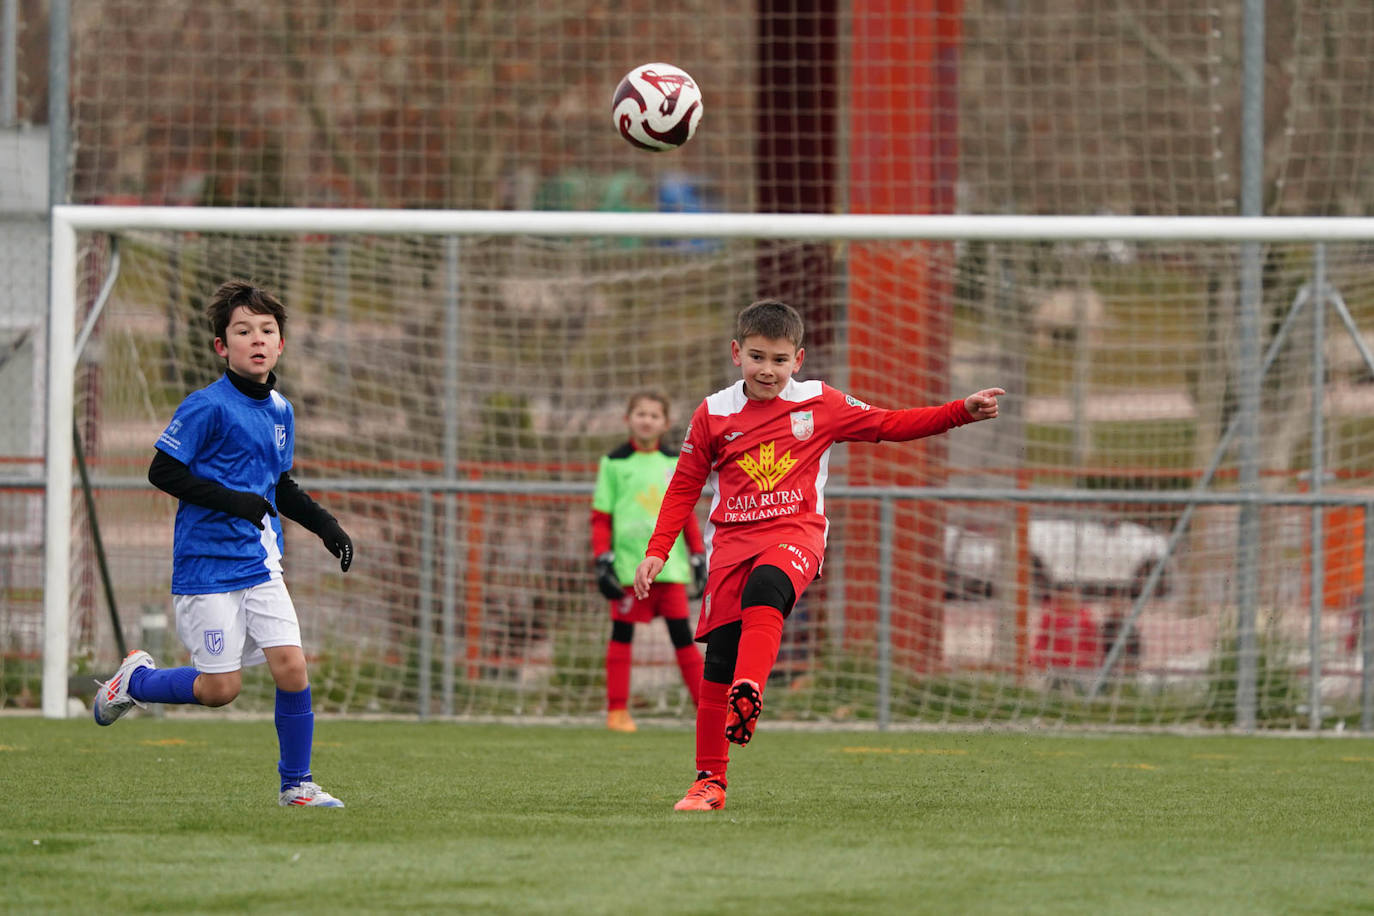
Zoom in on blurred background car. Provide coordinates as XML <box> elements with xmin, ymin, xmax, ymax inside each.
<box><xmin>944</xmin><ymin>514</ymin><xmax>1173</xmax><ymax>600</ymax></box>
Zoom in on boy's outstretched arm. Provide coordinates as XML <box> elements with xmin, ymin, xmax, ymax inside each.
<box><xmin>964</xmin><ymin>388</ymin><xmax>1006</xmax><ymax>421</ymax></box>
<box><xmin>148</xmin><ymin>448</ymin><xmax>277</xmax><ymax>529</ymax></box>
<box><xmin>276</xmin><ymin>472</ymin><xmax>354</xmax><ymax>572</ymax></box>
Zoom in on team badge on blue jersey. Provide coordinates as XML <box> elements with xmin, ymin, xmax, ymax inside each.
<box><xmin>275</xmin><ymin>425</ymin><xmax>287</xmax><ymax>450</ymax></box>
<box><xmin>204</xmin><ymin>630</ymin><xmax>225</xmax><ymax>656</ymax></box>
<box><xmin>790</xmin><ymin>410</ymin><xmax>814</xmax><ymax>441</ymax></box>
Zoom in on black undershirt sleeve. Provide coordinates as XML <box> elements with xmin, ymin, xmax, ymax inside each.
<box><xmin>148</xmin><ymin>448</ymin><xmax>257</xmax><ymax>517</ymax></box>
<box><xmin>275</xmin><ymin>471</ymin><xmax>336</xmax><ymax>536</ymax></box>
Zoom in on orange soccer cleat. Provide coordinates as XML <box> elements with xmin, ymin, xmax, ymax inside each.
<box><xmin>606</xmin><ymin>708</ymin><xmax>637</xmax><ymax>732</ymax></box>
<box><xmin>724</xmin><ymin>678</ymin><xmax>762</xmax><ymax>746</ymax></box>
<box><xmin>673</xmin><ymin>772</ymin><xmax>727</xmax><ymax>811</ymax></box>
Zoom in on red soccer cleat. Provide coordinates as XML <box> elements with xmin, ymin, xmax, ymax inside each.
<box><xmin>724</xmin><ymin>678</ymin><xmax>762</xmax><ymax>746</ymax></box>
<box><xmin>673</xmin><ymin>773</ymin><xmax>727</xmax><ymax>811</ymax></box>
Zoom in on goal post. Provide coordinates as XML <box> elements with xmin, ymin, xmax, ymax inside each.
<box><xmin>40</xmin><ymin>205</ymin><xmax>1374</xmax><ymax>729</ymax></box>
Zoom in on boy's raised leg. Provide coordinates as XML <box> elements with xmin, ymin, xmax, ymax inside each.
<box><xmin>92</xmin><ymin>649</ymin><xmax>156</xmax><ymax>725</ymax></box>
<box><xmin>725</xmin><ymin>604</ymin><xmax>784</xmax><ymax>745</ymax></box>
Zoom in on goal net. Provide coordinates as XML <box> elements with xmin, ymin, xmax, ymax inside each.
<box><xmin>27</xmin><ymin>207</ymin><xmax>1374</xmax><ymax>730</ymax></box>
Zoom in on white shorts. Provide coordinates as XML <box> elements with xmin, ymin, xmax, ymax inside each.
<box><xmin>173</xmin><ymin>578</ymin><xmax>301</xmax><ymax>674</ymax></box>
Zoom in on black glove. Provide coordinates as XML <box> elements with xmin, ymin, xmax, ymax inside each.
<box><xmin>595</xmin><ymin>551</ymin><xmax>625</xmax><ymax>601</ymax></box>
<box><xmin>226</xmin><ymin>491</ymin><xmax>277</xmax><ymax>530</ymax></box>
<box><xmin>319</xmin><ymin>516</ymin><xmax>353</xmax><ymax>572</ymax></box>
<box><xmin>689</xmin><ymin>553</ymin><xmax>708</xmax><ymax>599</ymax></box>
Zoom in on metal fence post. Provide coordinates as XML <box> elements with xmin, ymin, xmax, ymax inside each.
<box><xmin>1308</xmin><ymin>244</ymin><xmax>1327</xmax><ymax>731</ymax></box>
<box><xmin>1364</xmin><ymin>500</ymin><xmax>1374</xmax><ymax>733</ymax></box>
<box><xmin>418</xmin><ymin>493</ymin><xmax>434</xmax><ymax>719</ymax></box>
<box><xmin>876</xmin><ymin>495</ymin><xmax>894</xmax><ymax>730</ymax></box>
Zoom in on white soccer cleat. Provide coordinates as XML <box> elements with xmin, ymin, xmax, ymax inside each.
<box><xmin>92</xmin><ymin>649</ymin><xmax>155</xmax><ymax>726</ymax></box>
<box><xmin>279</xmin><ymin>781</ymin><xmax>345</xmax><ymax>808</ymax></box>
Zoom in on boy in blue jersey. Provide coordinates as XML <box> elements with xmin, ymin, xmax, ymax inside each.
<box><xmin>93</xmin><ymin>280</ymin><xmax>353</xmax><ymax>808</ymax></box>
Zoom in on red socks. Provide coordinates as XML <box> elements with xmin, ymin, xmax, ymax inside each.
<box><xmin>675</xmin><ymin>645</ymin><xmax>704</xmax><ymax>707</ymax></box>
<box><xmin>605</xmin><ymin>640</ymin><xmax>632</xmax><ymax>711</ymax></box>
<box><xmin>695</xmin><ymin>678</ymin><xmax>730</xmax><ymax>776</ymax></box>
<box><xmin>734</xmin><ymin>605</ymin><xmax>785</xmax><ymax>688</ymax></box>
<box><xmin>693</xmin><ymin>605</ymin><xmax>786</xmax><ymax>775</ymax></box>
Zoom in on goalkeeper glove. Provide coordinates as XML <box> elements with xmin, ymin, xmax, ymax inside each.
<box><xmin>319</xmin><ymin>515</ymin><xmax>354</xmax><ymax>572</ymax></box>
<box><xmin>226</xmin><ymin>491</ymin><xmax>277</xmax><ymax>530</ymax></box>
<box><xmin>689</xmin><ymin>553</ymin><xmax>708</xmax><ymax>599</ymax></box>
<box><xmin>595</xmin><ymin>552</ymin><xmax>625</xmax><ymax>601</ymax></box>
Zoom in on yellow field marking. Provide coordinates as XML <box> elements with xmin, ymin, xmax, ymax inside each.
<box><xmin>140</xmin><ymin>738</ymin><xmax>203</xmax><ymax>747</ymax></box>
<box><xmin>0</xmin><ymin>744</ymin><xmax>22</xmax><ymax>751</ymax></box>
<box><xmin>1032</xmin><ymin>750</ymin><xmax>1085</xmax><ymax>758</ymax></box>
<box><xmin>841</xmin><ymin>746</ymin><xmax>969</xmax><ymax>756</ymax></box>
<box><xmin>1110</xmin><ymin>762</ymin><xmax>1157</xmax><ymax>770</ymax></box>
<box><xmin>1339</xmin><ymin>756</ymin><xmax>1374</xmax><ymax>763</ymax></box>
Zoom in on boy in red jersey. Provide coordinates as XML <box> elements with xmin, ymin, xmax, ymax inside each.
<box><xmin>633</xmin><ymin>299</ymin><xmax>1003</xmax><ymax>811</ymax></box>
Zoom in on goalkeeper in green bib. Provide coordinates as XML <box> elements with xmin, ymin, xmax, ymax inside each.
<box><xmin>591</xmin><ymin>391</ymin><xmax>707</xmax><ymax>732</ymax></box>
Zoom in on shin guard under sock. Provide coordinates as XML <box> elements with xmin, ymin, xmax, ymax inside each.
<box><xmin>128</xmin><ymin>665</ymin><xmax>201</xmax><ymax>705</ymax></box>
<box><xmin>733</xmin><ymin>604</ymin><xmax>785</xmax><ymax>688</ymax></box>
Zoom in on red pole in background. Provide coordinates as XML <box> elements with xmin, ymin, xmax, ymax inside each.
<box><xmin>845</xmin><ymin>0</ymin><xmax>961</xmax><ymax>670</ymax></box>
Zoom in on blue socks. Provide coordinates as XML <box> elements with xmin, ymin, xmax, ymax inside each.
<box><xmin>275</xmin><ymin>685</ymin><xmax>315</xmax><ymax>791</ymax></box>
<box><xmin>127</xmin><ymin>665</ymin><xmax>200</xmax><ymax>705</ymax></box>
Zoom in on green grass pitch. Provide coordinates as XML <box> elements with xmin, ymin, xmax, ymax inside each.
<box><xmin>2</xmin><ymin>717</ymin><xmax>1372</xmax><ymax>914</ymax></box>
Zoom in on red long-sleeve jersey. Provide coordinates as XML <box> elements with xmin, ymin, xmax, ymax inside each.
<box><xmin>645</xmin><ymin>379</ymin><xmax>974</xmax><ymax>572</ymax></box>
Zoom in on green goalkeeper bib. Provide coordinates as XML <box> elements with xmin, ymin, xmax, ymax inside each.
<box><xmin>592</xmin><ymin>442</ymin><xmax>693</xmax><ymax>585</ymax></box>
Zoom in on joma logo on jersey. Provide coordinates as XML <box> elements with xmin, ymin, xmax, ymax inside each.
<box><xmin>275</xmin><ymin>424</ymin><xmax>287</xmax><ymax>449</ymax></box>
<box><xmin>736</xmin><ymin>441</ymin><xmax>796</xmax><ymax>491</ymax></box>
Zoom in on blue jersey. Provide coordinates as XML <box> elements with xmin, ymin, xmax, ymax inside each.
<box><xmin>154</xmin><ymin>374</ymin><xmax>295</xmax><ymax>594</ymax></box>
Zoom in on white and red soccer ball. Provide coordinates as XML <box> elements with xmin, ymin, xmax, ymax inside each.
<box><xmin>611</xmin><ymin>62</ymin><xmax>703</xmax><ymax>152</ymax></box>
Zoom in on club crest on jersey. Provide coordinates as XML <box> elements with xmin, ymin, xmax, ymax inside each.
<box><xmin>204</xmin><ymin>629</ymin><xmax>225</xmax><ymax>656</ymax></box>
<box><xmin>275</xmin><ymin>424</ymin><xmax>287</xmax><ymax>449</ymax></box>
<box><xmin>790</xmin><ymin>410</ymin><xmax>814</xmax><ymax>441</ymax></box>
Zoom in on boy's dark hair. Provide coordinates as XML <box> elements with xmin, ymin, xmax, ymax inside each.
<box><xmin>626</xmin><ymin>389</ymin><xmax>672</xmax><ymax>420</ymax></box>
<box><xmin>736</xmin><ymin>298</ymin><xmax>804</xmax><ymax>348</ymax></box>
<box><xmin>206</xmin><ymin>279</ymin><xmax>287</xmax><ymax>343</ymax></box>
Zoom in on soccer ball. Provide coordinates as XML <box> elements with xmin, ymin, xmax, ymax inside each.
<box><xmin>611</xmin><ymin>62</ymin><xmax>703</xmax><ymax>152</ymax></box>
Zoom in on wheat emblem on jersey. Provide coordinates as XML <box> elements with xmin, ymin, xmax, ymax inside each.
<box><xmin>736</xmin><ymin>441</ymin><xmax>796</xmax><ymax>492</ymax></box>
<box><xmin>636</xmin><ymin>485</ymin><xmax>665</xmax><ymax>514</ymax></box>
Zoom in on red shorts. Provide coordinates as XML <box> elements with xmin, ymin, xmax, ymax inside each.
<box><xmin>609</xmin><ymin>581</ymin><xmax>689</xmax><ymax>624</ymax></box>
<box><xmin>695</xmin><ymin>542</ymin><xmax>820</xmax><ymax>640</ymax></box>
